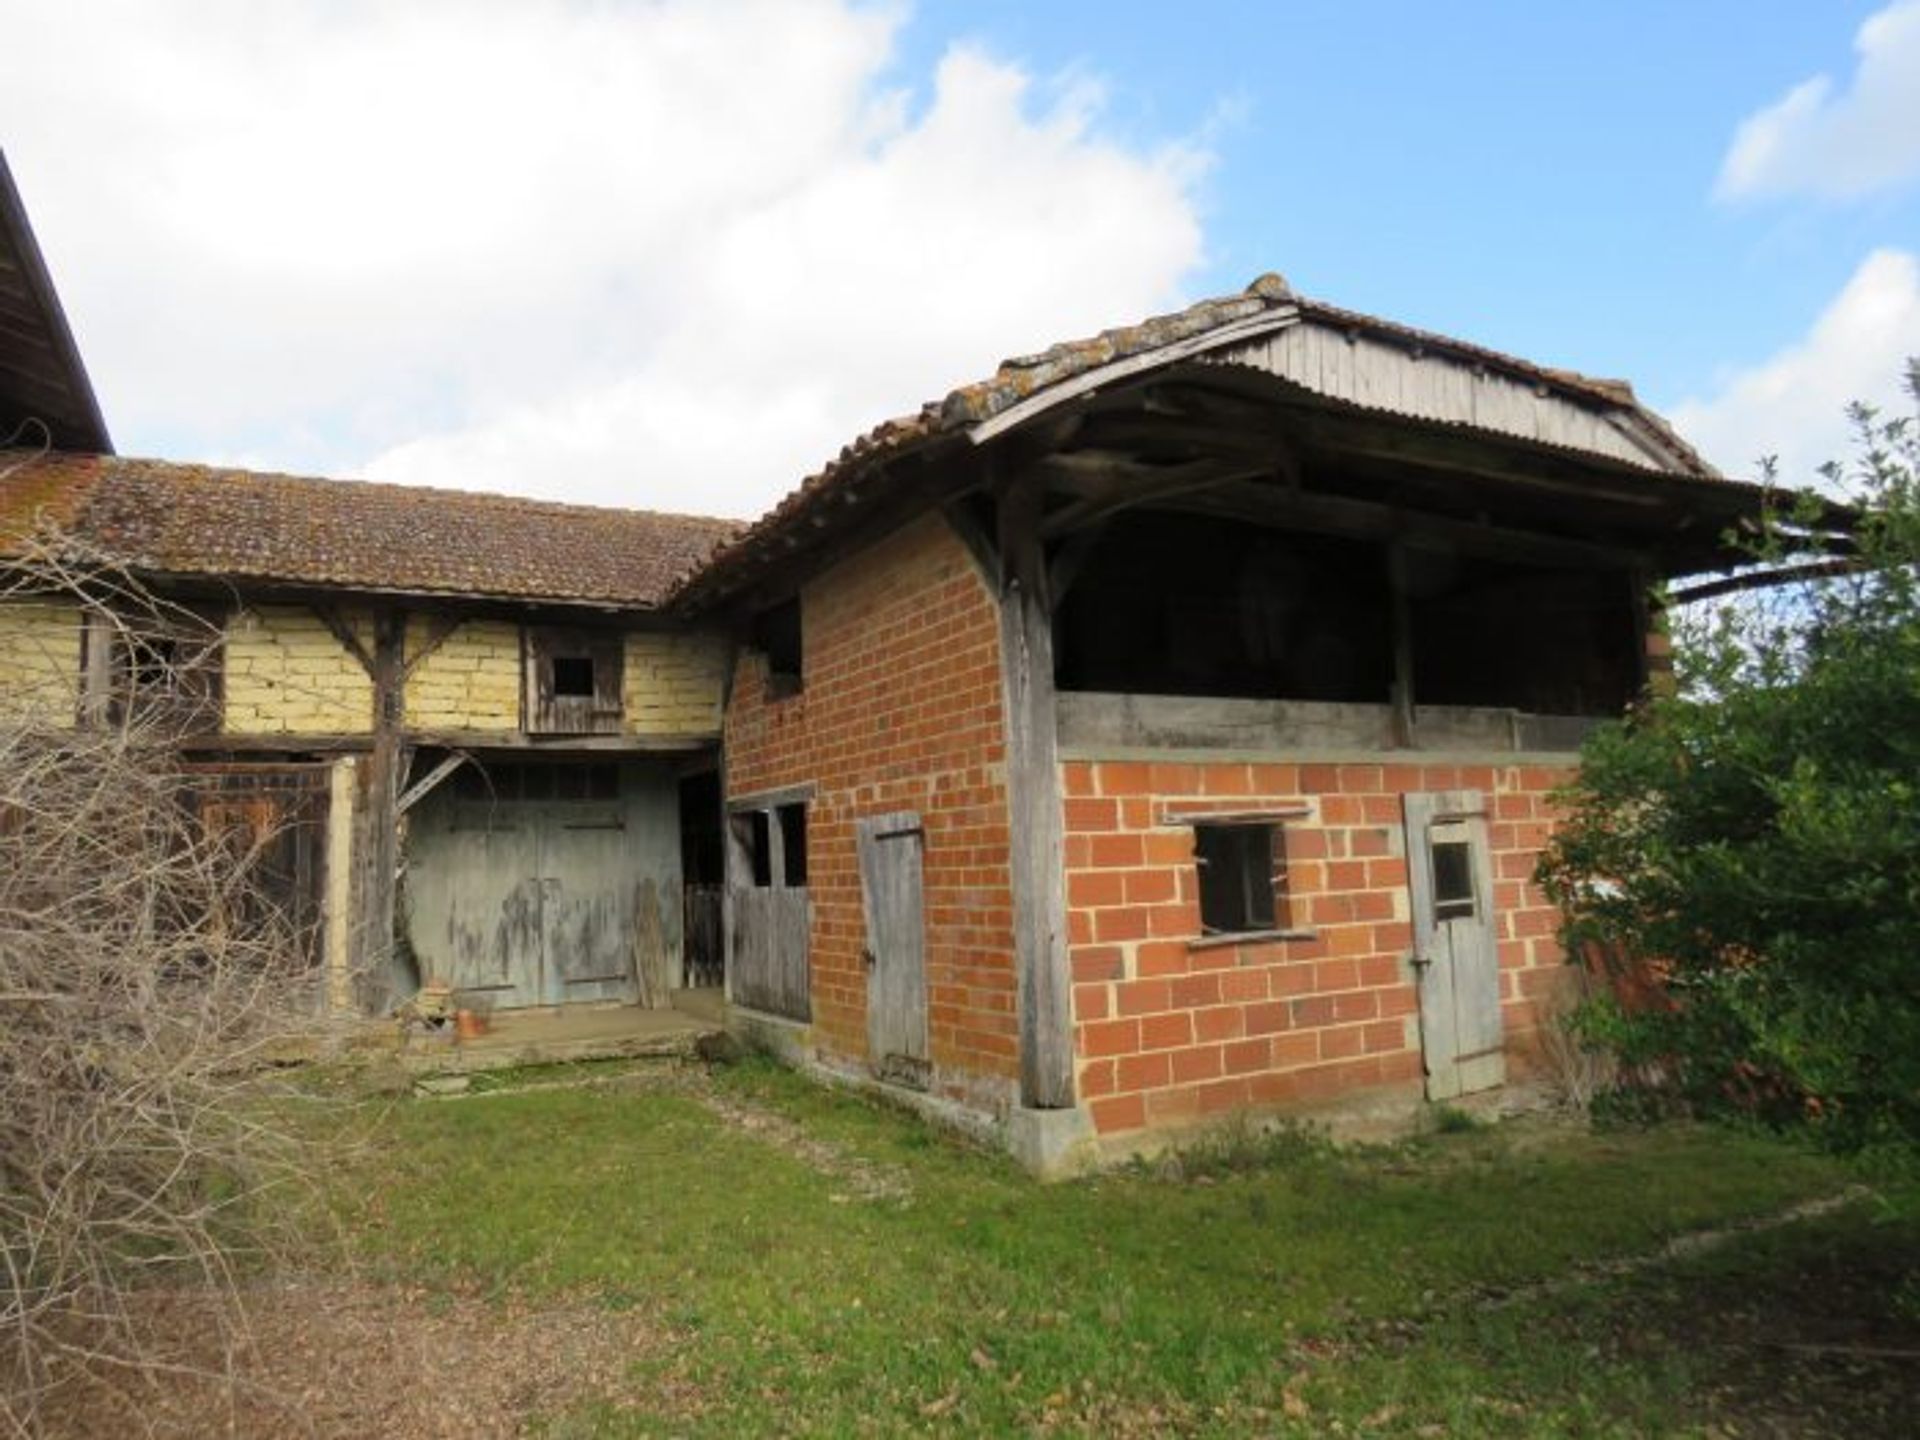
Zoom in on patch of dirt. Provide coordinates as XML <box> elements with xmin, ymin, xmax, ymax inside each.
<box><xmin>28</xmin><ymin>1281</ymin><xmax>689</xmax><ymax>1439</ymax></box>
<box><xmin>687</xmin><ymin>1085</ymin><xmax>914</xmax><ymax>1204</ymax></box>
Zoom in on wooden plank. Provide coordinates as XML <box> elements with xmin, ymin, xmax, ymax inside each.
<box><xmin>349</xmin><ymin>607</ymin><xmax>408</xmax><ymax>1011</ymax></box>
<box><xmin>966</xmin><ymin>310</ymin><xmax>1300</xmax><ymax>443</ymax></box>
<box><xmin>1402</xmin><ymin>791</ymin><xmax>1453</xmax><ymax>1100</ymax></box>
<box><xmin>996</xmin><ymin>474</ymin><xmax>1076</xmax><ymax>1109</ymax></box>
<box><xmin>857</xmin><ymin>812</ymin><xmax>929</xmax><ymax>1087</ymax></box>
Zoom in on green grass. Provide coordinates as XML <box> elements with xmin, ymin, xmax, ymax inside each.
<box><xmin>327</xmin><ymin>1060</ymin><xmax>1913</xmax><ymax>1436</ymax></box>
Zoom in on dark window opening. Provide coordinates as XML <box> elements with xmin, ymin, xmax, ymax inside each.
<box><xmin>550</xmin><ymin>655</ymin><xmax>596</xmax><ymax>697</ymax></box>
<box><xmin>526</xmin><ymin>626</ymin><xmax>624</xmax><ymax>735</ymax></box>
<box><xmin>732</xmin><ymin>809</ymin><xmax>774</xmax><ymax>887</ymax></box>
<box><xmin>1195</xmin><ymin>823</ymin><xmax>1282</xmax><ymax>936</ymax></box>
<box><xmin>679</xmin><ymin>770</ymin><xmax>724</xmax><ymax>886</ymax></box>
<box><xmin>777</xmin><ymin>802</ymin><xmax>807</xmax><ymax>887</ymax></box>
<box><xmin>752</xmin><ymin>598</ymin><xmax>803</xmax><ymax>698</ymax></box>
<box><xmin>1408</xmin><ymin>556</ymin><xmax>1636</xmax><ymax>716</ymax></box>
<box><xmin>128</xmin><ymin>634</ymin><xmax>179</xmax><ymax>693</ymax></box>
<box><xmin>1431</xmin><ymin>838</ymin><xmax>1476</xmax><ymax>921</ymax></box>
<box><xmin>1054</xmin><ymin>514</ymin><xmax>1393</xmax><ymax>703</ymax></box>
<box><xmin>1052</xmin><ymin>511</ymin><xmax>1639</xmax><ymax>719</ymax></box>
<box><xmin>106</xmin><ymin>615</ymin><xmax>221</xmax><ymax>729</ymax></box>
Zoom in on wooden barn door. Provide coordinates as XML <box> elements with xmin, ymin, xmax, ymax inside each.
<box><xmin>1403</xmin><ymin>790</ymin><xmax>1505</xmax><ymax>1101</ymax></box>
<box><xmin>857</xmin><ymin>812</ymin><xmax>929</xmax><ymax>1090</ymax></box>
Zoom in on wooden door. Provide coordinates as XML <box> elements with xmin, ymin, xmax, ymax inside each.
<box><xmin>857</xmin><ymin>812</ymin><xmax>929</xmax><ymax>1089</ymax></box>
<box><xmin>1404</xmin><ymin>790</ymin><xmax>1505</xmax><ymax>1100</ymax></box>
<box><xmin>439</xmin><ymin>808</ymin><xmax>546</xmax><ymax>1009</ymax></box>
<box><xmin>725</xmin><ymin>801</ymin><xmax>811</xmax><ymax>1020</ymax></box>
<box><xmin>533</xmin><ymin>794</ymin><xmax>641</xmax><ymax>1006</ymax></box>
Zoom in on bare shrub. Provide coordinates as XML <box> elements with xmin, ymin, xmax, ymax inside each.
<box><xmin>1</xmin><ymin>530</ymin><xmax>337</xmax><ymax>1436</ymax></box>
<box><xmin>1532</xmin><ymin>973</ymin><xmax>1618</xmax><ymax>1113</ymax></box>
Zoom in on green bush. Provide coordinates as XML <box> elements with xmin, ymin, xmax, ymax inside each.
<box><xmin>1541</xmin><ymin>364</ymin><xmax>1920</xmax><ymax>1151</ymax></box>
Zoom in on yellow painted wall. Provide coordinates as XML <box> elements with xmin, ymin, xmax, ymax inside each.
<box><xmin>0</xmin><ymin>600</ymin><xmax>82</xmax><ymax>725</ymax></box>
<box><xmin>223</xmin><ymin>605</ymin><xmax>374</xmax><ymax>735</ymax></box>
<box><xmin>625</xmin><ymin>630</ymin><xmax>726</xmax><ymax>738</ymax></box>
<box><xmin>403</xmin><ymin>618</ymin><xmax>521</xmax><ymax>732</ymax></box>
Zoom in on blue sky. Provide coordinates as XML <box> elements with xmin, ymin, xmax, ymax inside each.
<box><xmin>896</xmin><ymin>1</ymin><xmax>1916</xmax><ymax>414</ymax></box>
<box><xmin>5</xmin><ymin>1</ymin><xmax>1917</xmax><ymax>513</ymax></box>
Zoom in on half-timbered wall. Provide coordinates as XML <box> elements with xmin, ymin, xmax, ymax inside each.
<box><xmin>723</xmin><ymin>512</ymin><xmax>1021</xmax><ymax>1108</ymax></box>
<box><xmin>224</xmin><ymin>605</ymin><xmax>376</xmax><ymax>736</ymax></box>
<box><xmin>0</xmin><ymin>598</ymin><xmax>81</xmax><ymax>724</ymax></box>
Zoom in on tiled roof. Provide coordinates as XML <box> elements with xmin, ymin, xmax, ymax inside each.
<box><xmin>0</xmin><ymin>450</ymin><xmax>738</xmax><ymax>609</ymax></box>
<box><xmin>672</xmin><ymin>274</ymin><xmax>1720</xmax><ymax>602</ymax></box>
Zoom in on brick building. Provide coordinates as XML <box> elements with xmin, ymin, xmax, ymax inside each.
<box><xmin>2</xmin><ymin>150</ymin><xmax>1827</xmax><ymax>1170</ymax></box>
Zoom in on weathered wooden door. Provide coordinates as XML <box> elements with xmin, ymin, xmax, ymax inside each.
<box><xmin>857</xmin><ymin>812</ymin><xmax>929</xmax><ymax>1089</ymax></box>
<box><xmin>725</xmin><ymin>799</ymin><xmax>811</xmax><ymax>1020</ymax></box>
<box><xmin>532</xmin><ymin>795</ymin><xmax>643</xmax><ymax>1007</ymax></box>
<box><xmin>433</xmin><ymin>804</ymin><xmax>547</xmax><ymax>1009</ymax></box>
<box><xmin>1403</xmin><ymin>790</ymin><xmax>1505</xmax><ymax>1100</ymax></box>
<box><xmin>408</xmin><ymin>762</ymin><xmax>645</xmax><ymax>1010</ymax></box>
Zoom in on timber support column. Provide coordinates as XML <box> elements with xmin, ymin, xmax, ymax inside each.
<box><xmin>994</xmin><ymin>474</ymin><xmax>1079</xmax><ymax>1121</ymax></box>
<box><xmin>321</xmin><ymin>604</ymin><xmax>412</xmax><ymax>1014</ymax></box>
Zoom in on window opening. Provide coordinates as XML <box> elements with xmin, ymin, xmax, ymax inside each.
<box><xmin>753</xmin><ymin>598</ymin><xmax>803</xmax><ymax>698</ymax></box>
<box><xmin>731</xmin><ymin>809</ymin><xmax>774</xmax><ymax>887</ymax></box>
<box><xmin>777</xmin><ymin>802</ymin><xmax>808</xmax><ymax>887</ymax></box>
<box><xmin>550</xmin><ymin>655</ymin><xmax>595</xmax><ymax>697</ymax></box>
<box><xmin>1431</xmin><ymin>838</ymin><xmax>1476</xmax><ymax>920</ymax></box>
<box><xmin>1195</xmin><ymin>823</ymin><xmax>1282</xmax><ymax>935</ymax></box>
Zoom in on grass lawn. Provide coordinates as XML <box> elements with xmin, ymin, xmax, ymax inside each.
<box><xmin>326</xmin><ymin>1059</ymin><xmax>1917</xmax><ymax>1437</ymax></box>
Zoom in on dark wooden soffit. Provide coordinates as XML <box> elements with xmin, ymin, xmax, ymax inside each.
<box><xmin>0</xmin><ymin>151</ymin><xmax>111</xmax><ymax>454</ymax></box>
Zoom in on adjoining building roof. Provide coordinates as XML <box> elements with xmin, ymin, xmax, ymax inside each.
<box><xmin>673</xmin><ymin>274</ymin><xmax>1728</xmax><ymax>603</ymax></box>
<box><xmin>0</xmin><ymin>151</ymin><xmax>111</xmax><ymax>455</ymax></box>
<box><xmin>0</xmin><ymin>451</ymin><xmax>738</xmax><ymax>610</ymax></box>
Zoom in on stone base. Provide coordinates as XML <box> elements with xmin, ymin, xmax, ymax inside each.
<box><xmin>1006</xmin><ymin>1104</ymin><xmax>1100</xmax><ymax>1181</ymax></box>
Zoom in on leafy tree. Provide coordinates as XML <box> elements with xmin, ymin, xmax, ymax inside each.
<box><xmin>1540</xmin><ymin>363</ymin><xmax>1920</xmax><ymax>1150</ymax></box>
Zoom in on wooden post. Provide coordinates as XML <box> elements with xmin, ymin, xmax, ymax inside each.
<box><xmin>341</xmin><ymin>606</ymin><xmax>410</xmax><ymax>1013</ymax></box>
<box><xmin>1388</xmin><ymin>543</ymin><xmax>1416</xmax><ymax>749</ymax></box>
<box><xmin>324</xmin><ymin>756</ymin><xmax>358</xmax><ymax>1015</ymax></box>
<box><xmin>996</xmin><ymin>474</ymin><xmax>1075</xmax><ymax>1110</ymax></box>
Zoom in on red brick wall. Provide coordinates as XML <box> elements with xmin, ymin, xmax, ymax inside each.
<box><xmin>1063</xmin><ymin>759</ymin><xmax>1571</xmax><ymax>1138</ymax></box>
<box><xmin>724</xmin><ymin>514</ymin><xmax>1019</xmax><ymax>1105</ymax></box>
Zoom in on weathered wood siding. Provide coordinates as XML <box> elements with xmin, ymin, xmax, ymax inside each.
<box><xmin>403</xmin><ymin>759</ymin><xmax>684</xmax><ymax>1010</ymax></box>
<box><xmin>1203</xmin><ymin>323</ymin><xmax>1679</xmax><ymax>471</ymax></box>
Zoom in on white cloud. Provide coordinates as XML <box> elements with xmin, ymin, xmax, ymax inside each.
<box><xmin>0</xmin><ymin>1</ymin><xmax>1206</xmax><ymax>517</ymax></box>
<box><xmin>1716</xmin><ymin>0</ymin><xmax>1920</xmax><ymax>201</ymax></box>
<box><xmin>1669</xmin><ymin>249</ymin><xmax>1920</xmax><ymax>488</ymax></box>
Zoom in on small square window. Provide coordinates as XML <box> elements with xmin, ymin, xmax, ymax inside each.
<box><xmin>550</xmin><ymin>655</ymin><xmax>596</xmax><ymax>697</ymax></box>
<box><xmin>1195</xmin><ymin>823</ymin><xmax>1283</xmax><ymax>936</ymax></box>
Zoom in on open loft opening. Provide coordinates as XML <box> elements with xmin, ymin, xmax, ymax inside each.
<box><xmin>1051</xmin><ymin>509</ymin><xmax>1640</xmax><ymax>720</ymax></box>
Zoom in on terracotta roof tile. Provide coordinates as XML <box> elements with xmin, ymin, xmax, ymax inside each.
<box><xmin>0</xmin><ymin>450</ymin><xmax>738</xmax><ymax>609</ymax></box>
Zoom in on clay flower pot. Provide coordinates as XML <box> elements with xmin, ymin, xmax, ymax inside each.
<box><xmin>453</xmin><ymin>1008</ymin><xmax>489</xmax><ymax>1041</ymax></box>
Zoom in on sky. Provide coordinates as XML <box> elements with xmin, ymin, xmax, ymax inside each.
<box><xmin>4</xmin><ymin>0</ymin><xmax>1918</xmax><ymax>517</ymax></box>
